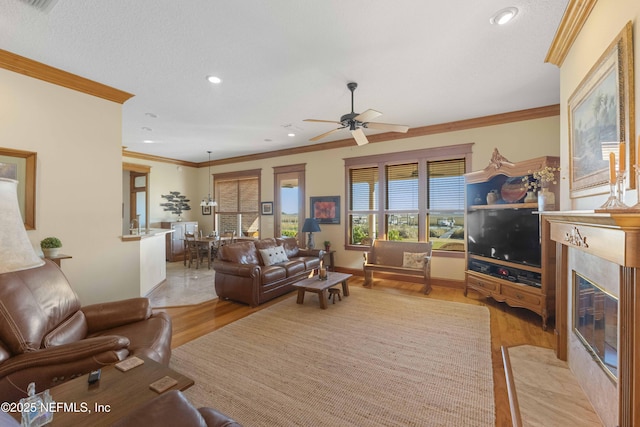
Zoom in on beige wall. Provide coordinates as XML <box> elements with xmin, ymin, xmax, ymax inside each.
<box><xmin>560</xmin><ymin>0</ymin><xmax>640</xmax><ymax>210</ymax></box>
<box><xmin>557</xmin><ymin>2</ymin><xmax>640</xmax><ymax>425</ymax></box>
<box><xmin>207</xmin><ymin>115</ymin><xmax>560</xmax><ymax>281</ymax></box>
<box><xmin>0</xmin><ymin>68</ymin><xmax>140</xmax><ymax>305</ymax></box>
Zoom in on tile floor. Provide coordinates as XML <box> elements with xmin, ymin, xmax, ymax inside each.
<box><xmin>147</xmin><ymin>261</ymin><xmax>217</xmax><ymax>307</ymax></box>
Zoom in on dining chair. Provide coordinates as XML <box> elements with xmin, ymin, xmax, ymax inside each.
<box><xmin>222</xmin><ymin>231</ymin><xmax>236</xmax><ymax>244</ymax></box>
<box><xmin>185</xmin><ymin>233</ymin><xmax>207</xmax><ymax>268</ymax></box>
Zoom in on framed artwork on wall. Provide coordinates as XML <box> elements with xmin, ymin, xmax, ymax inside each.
<box><xmin>0</xmin><ymin>147</ymin><xmax>37</xmax><ymax>230</ymax></box>
<box><xmin>568</xmin><ymin>21</ymin><xmax>635</xmax><ymax>198</ymax></box>
<box><xmin>261</xmin><ymin>201</ymin><xmax>273</xmax><ymax>215</ymax></box>
<box><xmin>310</xmin><ymin>196</ymin><xmax>340</xmax><ymax>224</ymax></box>
<box><xmin>202</xmin><ymin>205</ymin><xmax>212</xmax><ymax>215</ymax></box>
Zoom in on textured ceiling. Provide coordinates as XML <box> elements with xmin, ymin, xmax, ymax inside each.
<box><xmin>0</xmin><ymin>0</ymin><xmax>568</xmax><ymax>163</ymax></box>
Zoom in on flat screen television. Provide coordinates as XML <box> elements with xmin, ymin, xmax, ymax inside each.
<box><xmin>466</xmin><ymin>209</ymin><xmax>541</xmax><ymax>267</ymax></box>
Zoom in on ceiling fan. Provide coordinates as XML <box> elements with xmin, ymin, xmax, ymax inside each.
<box><xmin>304</xmin><ymin>82</ymin><xmax>409</xmax><ymax>146</ymax></box>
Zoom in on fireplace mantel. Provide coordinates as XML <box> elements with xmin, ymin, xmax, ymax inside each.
<box><xmin>542</xmin><ymin>210</ymin><xmax>640</xmax><ymax>427</ymax></box>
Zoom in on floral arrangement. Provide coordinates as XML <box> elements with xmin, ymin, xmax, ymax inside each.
<box><xmin>521</xmin><ymin>166</ymin><xmax>559</xmax><ymax>191</ymax></box>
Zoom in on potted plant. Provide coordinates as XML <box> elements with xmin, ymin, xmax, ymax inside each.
<box><xmin>40</xmin><ymin>237</ymin><xmax>62</xmax><ymax>258</ymax></box>
<box><xmin>323</xmin><ymin>240</ymin><xmax>331</xmax><ymax>252</ymax></box>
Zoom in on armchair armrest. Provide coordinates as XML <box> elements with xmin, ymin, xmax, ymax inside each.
<box><xmin>82</xmin><ymin>298</ymin><xmax>152</xmax><ymax>333</ymax></box>
<box><xmin>299</xmin><ymin>248</ymin><xmax>325</xmax><ymax>259</ymax></box>
<box><xmin>0</xmin><ymin>336</ymin><xmax>129</xmax><ymax>377</ymax></box>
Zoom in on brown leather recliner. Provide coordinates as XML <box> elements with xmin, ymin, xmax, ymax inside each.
<box><xmin>0</xmin><ymin>260</ymin><xmax>172</xmax><ymax>403</ymax></box>
<box><xmin>113</xmin><ymin>390</ymin><xmax>242</xmax><ymax>427</ymax></box>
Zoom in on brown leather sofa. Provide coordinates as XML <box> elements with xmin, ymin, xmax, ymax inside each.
<box><xmin>0</xmin><ymin>260</ymin><xmax>172</xmax><ymax>403</ymax></box>
<box><xmin>213</xmin><ymin>237</ymin><xmax>323</xmax><ymax>307</ymax></box>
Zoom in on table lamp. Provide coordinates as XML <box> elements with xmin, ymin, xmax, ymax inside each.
<box><xmin>301</xmin><ymin>218</ymin><xmax>321</xmax><ymax>249</ymax></box>
<box><xmin>0</xmin><ymin>178</ymin><xmax>45</xmax><ymax>273</ymax></box>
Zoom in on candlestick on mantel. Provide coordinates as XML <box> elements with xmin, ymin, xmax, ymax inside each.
<box><xmin>609</xmin><ymin>152</ymin><xmax>616</xmax><ymax>184</ymax></box>
<box><xmin>619</xmin><ymin>142</ymin><xmax>626</xmax><ymax>172</ymax></box>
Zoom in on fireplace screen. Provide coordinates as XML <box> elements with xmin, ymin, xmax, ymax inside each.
<box><xmin>573</xmin><ymin>272</ymin><xmax>618</xmax><ymax>380</ymax></box>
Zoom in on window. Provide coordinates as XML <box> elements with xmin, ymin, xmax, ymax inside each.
<box><xmin>214</xmin><ymin>169</ymin><xmax>261</xmax><ymax>237</ymax></box>
<box><xmin>345</xmin><ymin>144</ymin><xmax>472</xmax><ymax>251</ymax></box>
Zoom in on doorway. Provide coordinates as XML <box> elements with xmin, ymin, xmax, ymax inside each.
<box><xmin>274</xmin><ymin>164</ymin><xmax>305</xmax><ymax>247</ymax></box>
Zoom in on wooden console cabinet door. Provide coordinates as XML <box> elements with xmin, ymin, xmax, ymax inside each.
<box><xmin>161</xmin><ymin>221</ymin><xmax>198</xmax><ymax>261</ymax></box>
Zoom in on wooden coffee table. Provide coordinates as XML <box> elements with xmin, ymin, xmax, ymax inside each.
<box><xmin>293</xmin><ymin>272</ymin><xmax>352</xmax><ymax>309</ymax></box>
<box><xmin>11</xmin><ymin>356</ymin><xmax>194</xmax><ymax>426</ymax></box>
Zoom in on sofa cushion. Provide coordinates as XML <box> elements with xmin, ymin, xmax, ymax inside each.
<box><xmin>254</xmin><ymin>238</ymin><xmax>278</xmax><ymax>250</ymax></box>
<box><xmin>402</xmin><ymin>252</ymin><xmax>429</xmax><ymax>269</ymax></box>
<box><xmin>220</xmin><ymin>241</ymin><xmax>261</xmax><ymax>265</ymax></box>
<box><xmin>261</xmin><ymin>265</ymin><xmax>287</xmax><ymax>283</ymax></box>
<box><xmin>277</xmin><ymin>237</ymin><xmax>300</xmax><ymax>258</ymax></box>
<box><xmin>43</xmin><ymin>311</ymin><xmax>88</xmax><ymax>348</ymax></box>
<box><xmin>282</xmin><ymin>260</ymin><xmax>306</xmax><ymax>277</ymax></box>
<box><xmin>259</xmin><ymin>246</ymin><xmax>289</xmax><ymax>266</ymax></box>
<box><xmin>0</xmin><ymin>261</ymin><xmax>81</xmax><ymax>354</ymax></box>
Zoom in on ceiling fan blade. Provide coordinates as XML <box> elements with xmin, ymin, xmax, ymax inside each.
<box><xmin>304</xmin><ymin>119</ymin><xmax>343</xmax><ymax>125</ymax></box>
<box><xmin>354</xmin><ymin>109</ymin><xmax>382</xmax><ymax>123</ymax></box>
<box><xmin>364</xmin><ymin>122</ymin><xmax>409</xmax><ymax>133</ymax></box>
<box><xmin>310</xmin><ymin>127</ymin><xmax>343</xmax><ymax>142</ymax></box>
<box><xmin>351</xmin><ymin>128</ymin><xmax>370</xmax><ymax>146</ymax></box>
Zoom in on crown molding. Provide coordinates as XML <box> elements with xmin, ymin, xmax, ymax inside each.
<box><xmin>0</xmin><ymin>49</ymin><xmax>133</xmax><ymax>104</ymax></box>
<box><xmin>122</xmin><ymin>149</ymin><xmax>199</xmax><ymax>168</ymax></box>
<box><xmin>122</xmin><ymin>104</ymin><xmax>560</xmax><ymax>167</ymax></box>
<box><xmin>545</xmin><ymin>0</ymin><xmax>598</xmax><ymax>66</ymax></box>
<box><xmin>207</xmin><ymin>104</ymin><xmax>560</xmax><ymax>166</ymax></box>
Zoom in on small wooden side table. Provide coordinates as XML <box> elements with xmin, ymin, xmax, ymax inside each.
<box><xmin>323</xmin><ymin>250</ymin><xmax>336</xmax><ymax>271</ymax></box>
<box><xmin>45</xmin><ymin>254</ymin><xmax>72</xmax><ymax>267</ymax></box>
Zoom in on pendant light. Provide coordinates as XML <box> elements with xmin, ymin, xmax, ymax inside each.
<box><xmin>200</xmin><ymin>151</ymin><xmax>218</xmax><ymax>208</ymax></box>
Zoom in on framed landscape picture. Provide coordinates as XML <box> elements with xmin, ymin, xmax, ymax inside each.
<box><xmin>568</xmin><ymin>22</ymin><xmax>635</xmax><ymax>198</ymax></box>
<box><xmin>310</xmin><ymin>196</ymin><xmax>340</xmax><ymax>224</ymax></box>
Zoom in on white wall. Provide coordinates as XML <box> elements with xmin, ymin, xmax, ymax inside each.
<box><xmin>0</xmin><ymin>68</ymin><xmax>139</xmax><ymax>305</ymax></box>
<box><xmin>207</xmin><ymin>115</ymin><xmax>560</xmax><ymax>282</ymax></box>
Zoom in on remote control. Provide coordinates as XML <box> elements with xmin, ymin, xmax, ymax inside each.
<box><xmin>88</xmin><ymin>369</ymin><xmax>101</xmax><ymax>384</ymax></box>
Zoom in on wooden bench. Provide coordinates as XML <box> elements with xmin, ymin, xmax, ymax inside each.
<box><xmin>363</xmin><ymin>240</ymin><xmax>433</xmax><ymax>294</ymax></box>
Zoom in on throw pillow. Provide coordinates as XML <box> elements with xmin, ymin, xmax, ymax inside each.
<box><xmin>402</xmin><ymin>252</ymin><xmax>428</xmax><ymax>269</ymax></box>
<box><xmin>259</xmin><ymin>245</ymin><xmax>290</xmax><ymax>266</ymax></box>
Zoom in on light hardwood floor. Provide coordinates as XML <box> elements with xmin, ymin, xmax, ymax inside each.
<box><xmin>158</xmin><ymin>277</ymin><xmax>555</xmax><ymax>427</ymax></box>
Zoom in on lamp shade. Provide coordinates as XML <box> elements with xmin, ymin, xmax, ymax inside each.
<box><xmin>301</xmin><ymin>218</ymin><xmax>321</xmax><ymax>233</ymax></box>
<box><xmin>0</xmin><ymin>178</ymin><xmax>45</xmax><ymax>273</ymax></box>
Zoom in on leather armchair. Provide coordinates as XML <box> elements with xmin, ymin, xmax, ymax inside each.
<box><xmin>0</xmin><ymin>260</ymin><xmax>172</xmax><ymax>403</ymax></box>
<box><xmin>113</xmin><ymin>390</ymin><xmax>242</xmax><ymax>427</ymax></box>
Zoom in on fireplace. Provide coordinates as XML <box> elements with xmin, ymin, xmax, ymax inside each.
<box><xmin>542</xmin><ymin>212</ymin><xmax>640</xmax><ymax>427</ymax></box>
<box><xmin>573</xmin><ymin>271</ymin><xmax>618</xmax><ymax>380</ymax></box>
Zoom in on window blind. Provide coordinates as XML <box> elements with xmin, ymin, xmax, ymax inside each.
<box><xmin>350</xmin><ymin>167</ymin><xmax>378</xmax><ymax>211</ymax></box>
<box><xmin>427</xmin><ymin>159</ymin><xmax>465</xmax><ymax>210</ymax></box>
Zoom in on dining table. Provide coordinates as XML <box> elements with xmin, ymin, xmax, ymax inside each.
<box><xmin>191</xmin><ymin>236</ymin><xmax>221</xmax><ymax>269</ymax></box>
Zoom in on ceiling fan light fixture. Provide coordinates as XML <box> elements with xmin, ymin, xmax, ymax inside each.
<box><xmin>490</xmin><ymin>7</ymin><xmax>518</xmax><ymax>25</ymax></box>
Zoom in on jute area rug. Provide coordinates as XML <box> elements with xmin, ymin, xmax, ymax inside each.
<box><xmin>170</xmin><ymin>286</ymin><xmax>494</xmax><ymax>426</ymax></box>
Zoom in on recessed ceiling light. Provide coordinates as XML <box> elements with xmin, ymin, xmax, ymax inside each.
<box><xmin>207</xmin><ymin>75</ymin><xmax>222</xmax><ymax>84</ymax></box>
<box><xmin>143</xmin><ymin>140</ymin><xmax>154</xmax><ymax>144</ymax></box>
<box><xmin>490</xmin><ymin>7</ymin><xmax>518</xmax><ymax>25</ymax></box>
<box><xmin>288</xmin><ymin>133</ymin><xmax>295</xmax><ymax>137</ymax></box>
